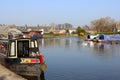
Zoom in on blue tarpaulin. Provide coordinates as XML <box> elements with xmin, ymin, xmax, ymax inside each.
<box><xmin>99</xmin><ymin>34</ymin><xmax>120</xmax><ymax>41</ymax></box>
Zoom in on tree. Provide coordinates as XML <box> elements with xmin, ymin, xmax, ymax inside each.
<box><xmin>82</xmin><ymin>25</ymin><xmax>90</xmax><ymax>30</ymax></box>
<box><xmin>25</xmin><ymin>24</ymin><xmax>27</xmax><ymax>27</ymax></box>
<box><xmin>66</xmin><ymin>29</ymin><xmax>69</xmax><ymax>34</ymax></box>
<box><xmin>76</xmin><ymin>26</ymin><xmax>85</xmax><ymax>36</ymax></box>
<box><xmin>37</xmin><ymin>24</ymin><xmax>40</xmax><ymax>27</ymax></box>
<box><xmin>91</xmin><ymin>17</ymin><xmax>116</xmax><ymax>33</ymax></box>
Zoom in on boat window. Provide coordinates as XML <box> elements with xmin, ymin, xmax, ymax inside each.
<box><xmin>35</xmin><ymin>40</ymin><xmax>38</xmax><ymax>47</ymax></box>
<box><xmin>10</xmin><ymin>41</ymin><xmax>16</xmax><ymax>56</ymax></box>
<box><xmin>17</xmin><ymin>41</ymin><xmax>29</xmax><ymax>57</ymax></box>
<box><xmin>29</xmin><ymin>40</ymin><xmax>39</xmax><ymax>57</ymax></box>
<box><xmin>31</xmin><ymin>41</ymin><xmax>34</xmax><ymax>48</ymax></box>
<box><xmin>30</xmin><ymin>40</ymin><xmax>38</xmax><ymax>48</ymax></box>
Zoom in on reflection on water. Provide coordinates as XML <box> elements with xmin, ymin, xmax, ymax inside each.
<box><xmin>39</xmin><ymin>37</ymin><xmax>73</xmax><ymax>48</ymax></box>
<box><xmin>39</xmin><ymin>37</ymin><xmax>84</xmax><ymax>48</ymax></box>
<box><xmin>22</xmin><ymin>71</ymin><xmax>45</xmax><ymax>80</ymax></box>
<box><xmin>39</xmin><ymin>37</ymin><xmax>120</xmax><ymax>80</ymax></box>
<box><xmin>82</xmin><ymin>41</ymin><xmax>120</xmax><ymax>57</ymax></box>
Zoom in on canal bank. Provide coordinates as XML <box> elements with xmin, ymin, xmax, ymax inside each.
<box><xmin>0</xmin><ymin>64</ymin><xmax>26</xmax><ymax>80</ymax></box>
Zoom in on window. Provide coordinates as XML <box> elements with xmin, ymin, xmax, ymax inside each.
<box><xmin>10</xmin><ymin>41</ymin><xmax>16</xmax><ymax>56</ymax></box>
<box><xmin>35</xmin><ymin>40</ymin><xmax>38</xmax><ymax>47</ymax></box>
<box><xmin>17</xmin><ymin>41</ymin><xmax>29</xmax><ymax>57</ymax></box>
<box><xmin>29</xmin><ymin>40</ymin><xmax>39</xmax><ymax>57</ymax></box>
<box><xmin>30</xmin><ymin>40</ymin><xmax>38</xmax><ymax>48</ymax></box>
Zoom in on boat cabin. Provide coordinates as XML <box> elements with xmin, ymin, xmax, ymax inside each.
<box><xmin>8</xmin><ymin>38</ymin><xmax>39</xmax><ymax>58</ymax></box>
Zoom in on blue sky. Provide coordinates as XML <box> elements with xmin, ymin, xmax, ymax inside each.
<box><xmin>0</xmin><ymin>0</ymin><xmax>120</xmax><ymax>27</ymax></box>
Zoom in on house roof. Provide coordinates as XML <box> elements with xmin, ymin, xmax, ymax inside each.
<box><xmin>0</xmin><ymin>26</ymin><xmax>10</xmax><ymax>34</ymax></box>
<box><xmin>0</xmin><ymin>26</ymin><xmax>22</xmax><ymax>34</ymax></box>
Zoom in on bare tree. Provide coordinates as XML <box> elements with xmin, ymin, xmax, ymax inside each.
<box><xmin>91</xmin><ymin>17</ymin><xmax>116</xmax><ymax>33</ymax></box>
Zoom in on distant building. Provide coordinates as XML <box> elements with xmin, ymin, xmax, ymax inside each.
<box><xmin>69</xmin><ymin>29</ymin><xmax>76</xmax><ymax>34</ymax></box>
<box><xmin>0</xmin><ymin>23</ymin><xmax>75</xmax><ymax>38</ymax></box>
<box><xmin>0</xmin><ymin>25</ymin><xmax>22</xmax><ymax>39</ymax></box>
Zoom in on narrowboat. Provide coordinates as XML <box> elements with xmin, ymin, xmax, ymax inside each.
<box><xmin>98</xmin><ymin>34</ymin><xmax>120</xmax><ymax>43</ymax></box>
<box><xmin>86</xmin><ymin>34</ymin><xmax>120</xmax><ymax>44</ymax></box>
<box><xmin>0</xmin><ymin>38</ymin><xmax>47</xmax><ymax>79</ymax></box>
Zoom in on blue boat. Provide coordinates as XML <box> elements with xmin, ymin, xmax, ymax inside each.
<box><xmin>98</xmin><ymin>34</ymin><xmax>120</xmax><ymax>43</ymax></box>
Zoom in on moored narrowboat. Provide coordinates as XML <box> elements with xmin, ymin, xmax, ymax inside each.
<box><xmin>0</xmin><ymin>38</ymin><xmax>47</xmax><ymax>79</ymax></box>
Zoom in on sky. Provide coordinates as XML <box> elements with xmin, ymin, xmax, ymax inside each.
<box><xmin>0</xmin><ymin>0</ymin><xmax>120</xmax><ymax>27</ymax></box>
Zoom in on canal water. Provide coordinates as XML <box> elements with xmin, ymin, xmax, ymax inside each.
<box><xmin>39</xmin><ymin>37</ymin><xmax>120</xmax><ymax>80</ymax></box>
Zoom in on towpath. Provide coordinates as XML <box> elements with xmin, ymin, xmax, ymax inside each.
<box><xmin>0</xmin><ymin>64</ymin><xmax>26</xmax><ymax>80</ymax></box>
